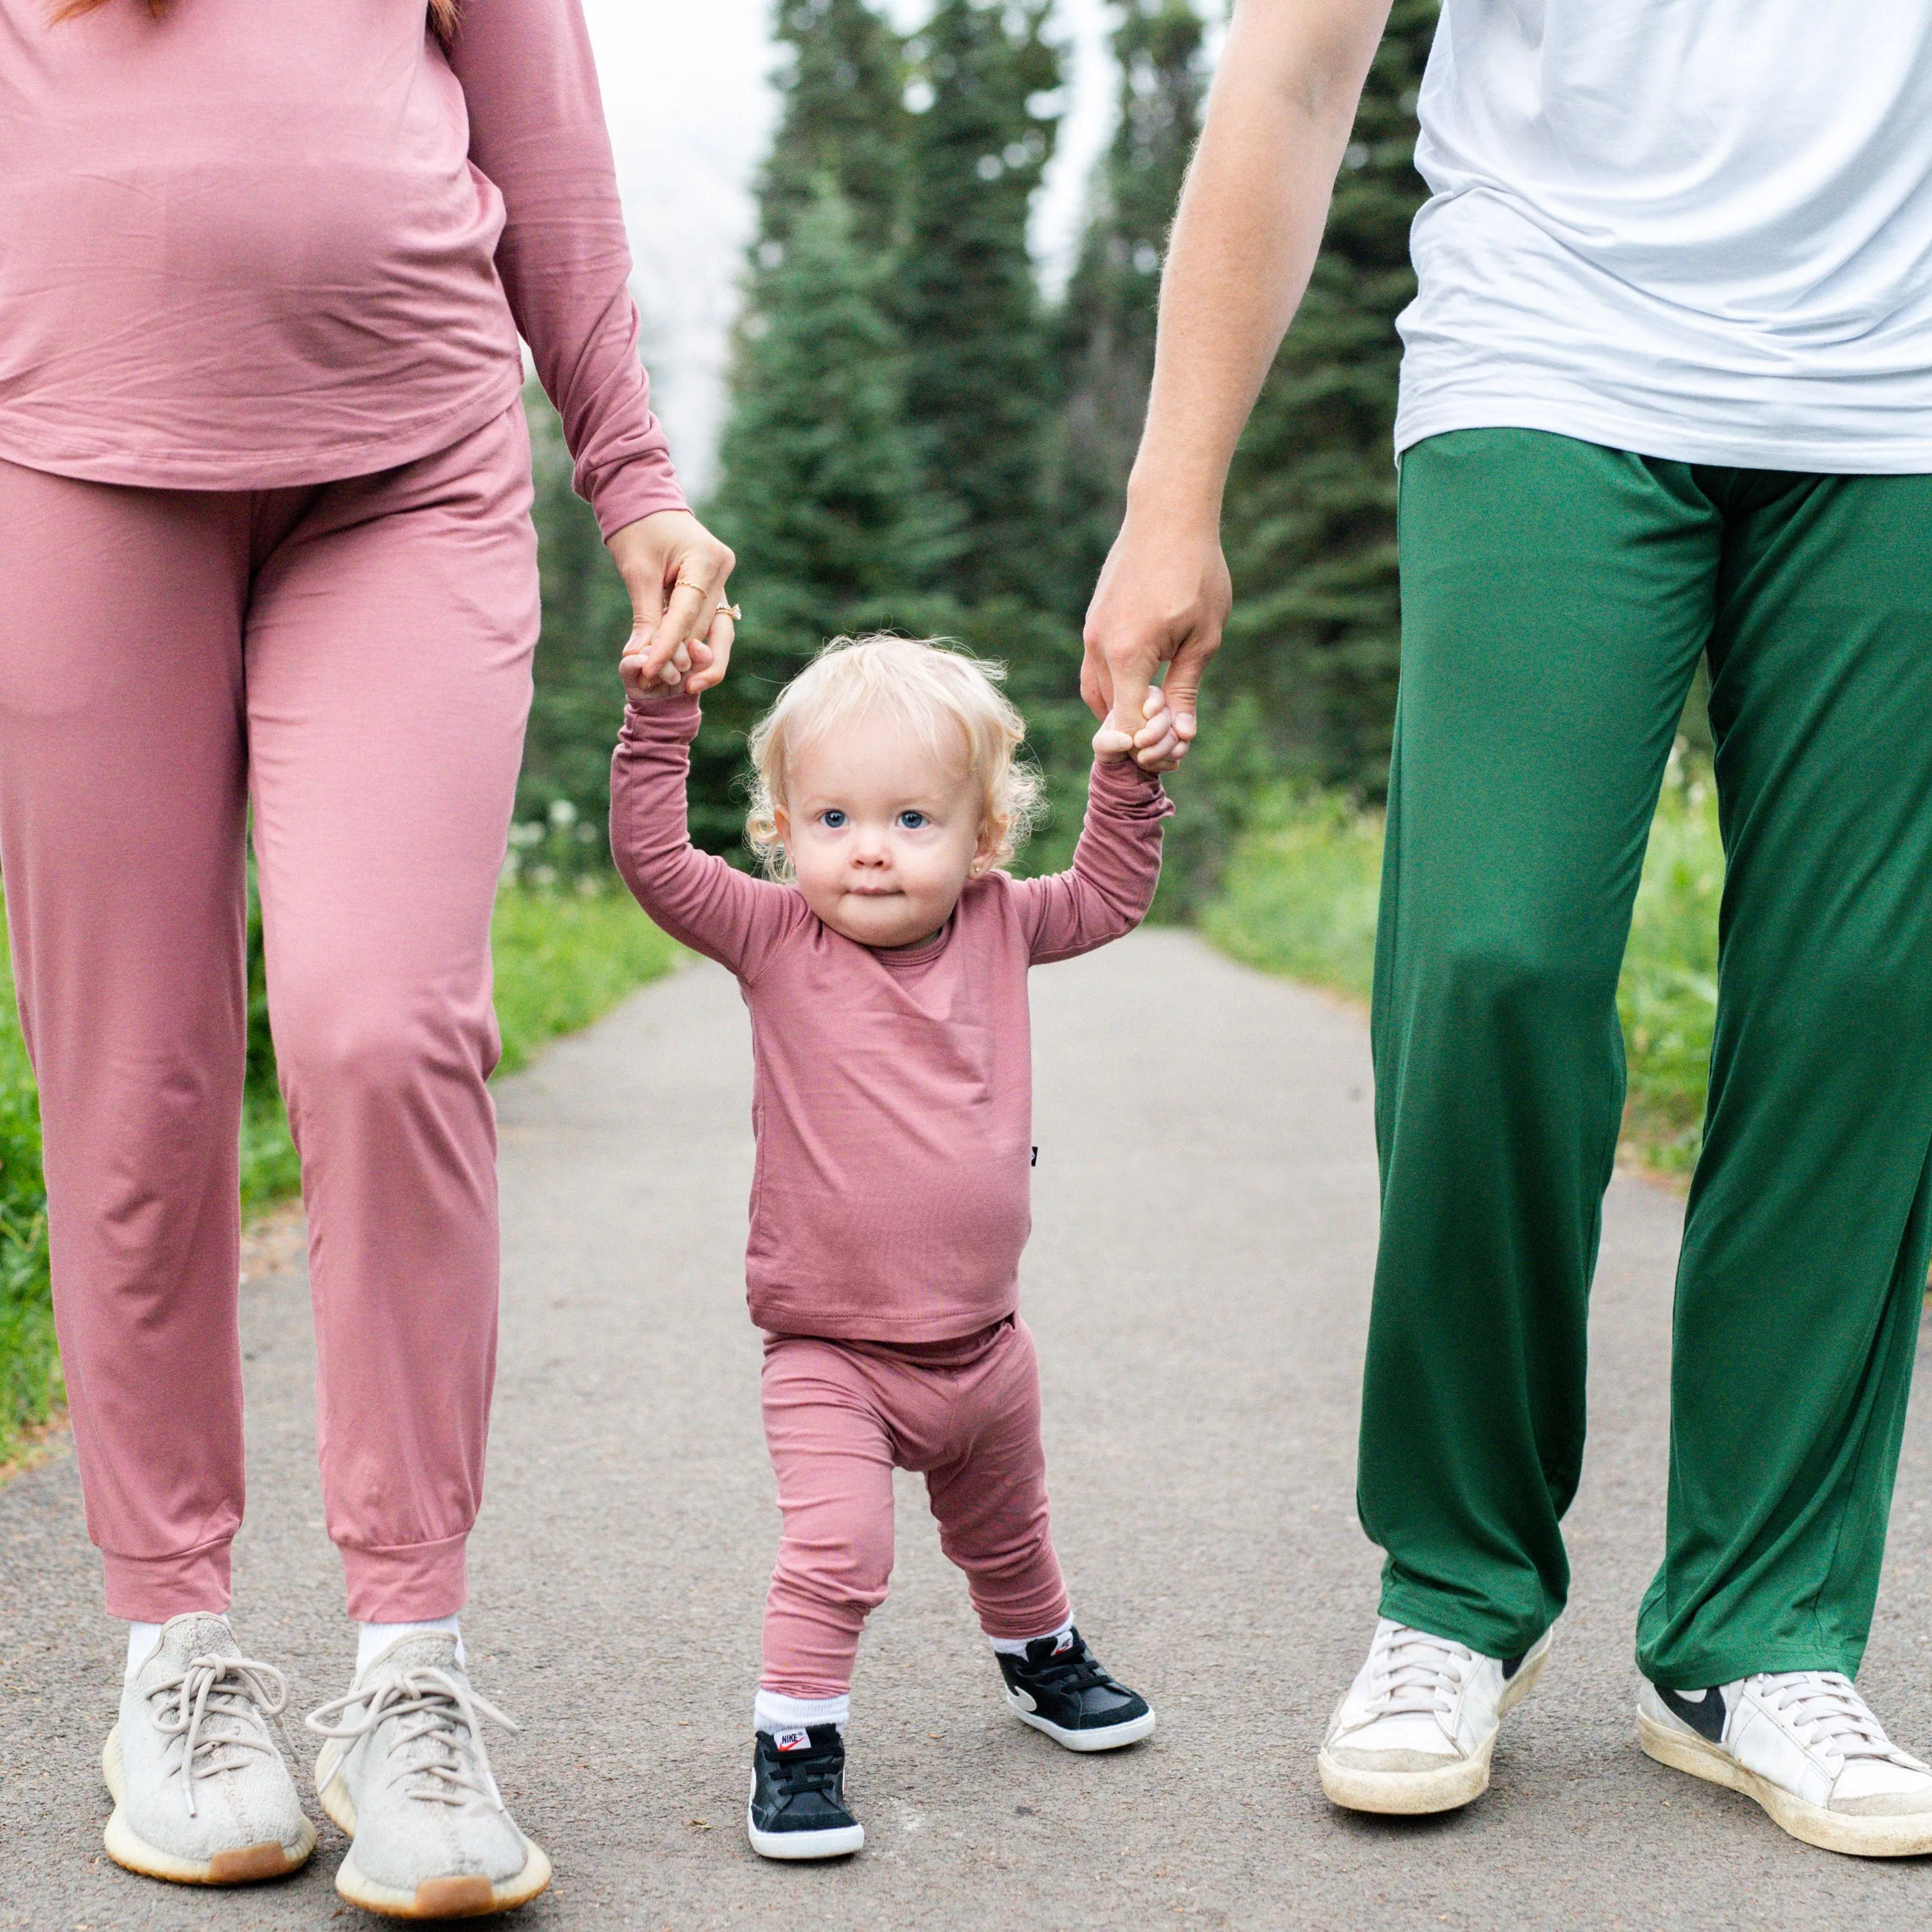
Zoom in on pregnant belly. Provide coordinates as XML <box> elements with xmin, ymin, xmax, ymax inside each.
<box><xmin>0</xmin><ymin>151</ymin><xmax>518</xmax><ymax>453</ymax></box>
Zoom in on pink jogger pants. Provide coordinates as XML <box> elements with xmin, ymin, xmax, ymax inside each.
<box><xmin>761</xmin><ymin>1318</ymin><xmax>1072</xmax><ymax>1699</ymax></box>
<box><xmin>0</xmin><ymin>405</ymin><xmax>538</xmax><ymax>1622</ymax></box>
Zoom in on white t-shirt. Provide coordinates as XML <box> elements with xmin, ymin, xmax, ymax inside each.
<box><xmin>1394</xmin><ymin>3</ymin><xmax>1932</xmax><ymax>471</ymax></box>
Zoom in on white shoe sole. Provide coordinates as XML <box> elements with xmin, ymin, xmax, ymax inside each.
<box><xmin>746</xmin><ymin>1806</ymin><xmax>866</xmax><ymax>1861</ymax></box>
<box><xmin>1637</xmin><ymin>1712</ymin><xmax>1932</xmax><ymax>1857</ymax></box>
<box><xmin>101</xmin><ymin>1725</ymin><xmax>316</xmax><ymax>1886</ymax></box>
<box><xmin>1318</xmin><ymin>1629</ymin><xmax>1553</xmax><ymax>1816</ymax></box>
<box><xmin>315</xmin><ymin>1746</ymin><xmax>553</xmax><ymax>1918</ymax></box>
<box><xmin>1005</xmin><ymin>1690</ymin><xmax>1157</xmax><ymax>1752</ymax></box>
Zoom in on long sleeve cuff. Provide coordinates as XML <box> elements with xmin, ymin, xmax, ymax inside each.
<box><xmin>588</xmin><ymin>442</ymin><xmax>691</xmax><ymax>540</ymax></box>
<box><xmin>1086</xmin><ymin>752</ymin><xmax>1175</xmax><ymax>819</ymax></box>
<box><xmin>620</xmin><ymin>689</ymin><xmax>702</xmax><ymax>741</ymax></box>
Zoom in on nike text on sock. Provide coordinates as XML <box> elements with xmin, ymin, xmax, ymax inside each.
<box><xmin>124</xmin><ymin>1620</ymin><xmax>167</xmax><ymax>1681</ymax></box>
<box><xmin>357</xmin><ymin>1614</ymin><xmax>463</xmax><ymax>1678</ymax></box>
<box><xmin>755</xmin><ymin>1689</ymin><xmax>850</xmax><ymax>1734</ymax></box>
<box><xmin>989</xmin><ymin>1620</ymin><xmax>1074</xmax><ymax>1658</ymax></box>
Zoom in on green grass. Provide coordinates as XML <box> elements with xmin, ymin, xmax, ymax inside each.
<box><xmin>489</xmin><ymin>886</ymin><xmax>682</xmax><ymax>1075</ymax></box>
<box><xmin>0</xmin><ymin>883</ymin><xmax>680</xmax><ymax>1464</ymax></box>
<box><xmin>1202</xmin><ymin>761</ymin><xmax>1727</xmax><ymax>1179</ymax></box>
<box><xmin>0</xmin><ymin>936</ymin><xmax>53</xmax><ymax>1468</ymax></box>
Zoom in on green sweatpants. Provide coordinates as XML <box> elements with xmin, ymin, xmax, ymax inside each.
<box><xmin>1360</xmin><ymin>429</ymin><xmax>1932</xmax><ymax>1688</ymax></box>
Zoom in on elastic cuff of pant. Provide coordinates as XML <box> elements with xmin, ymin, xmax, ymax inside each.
<box><xmin>101</xmin><ymin>1539</ymin><xmax>233</xmax><ymax>1622</ymax></box>
<box><xmin>979</xmin><ymin>1596</ymin><xmax>1073</xmax><ymax>1646</ymax></box>
<box><xmin>339</xmin><ymin>1531</ymin><xmax>468</xmax><ymax>1623</ymax></box>
<box><xmin>756</xmin><ymin>1689</ymin><xmax>850</xmax><ymax>1731</ymax></box>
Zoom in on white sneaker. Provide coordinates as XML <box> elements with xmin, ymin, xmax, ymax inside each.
<box><xmin>1638</xmin><ymin>1670</ymin><xmax>1932</xmax><ymax>1855</ymax></box>
<box><xmin>306</xmin><ymin>1633</ymin><xmax>551</xmax><ymax>1918</ymax></box>
<box><xmin>102</xmin><ymin>1611</ymin><xmax>316</xmax><ymax>1885</ymax></box>
<box><xmin>1319</xmin><ymin>1617</ymin><xmax>1554</xmax><ymax>1814</ymax></box>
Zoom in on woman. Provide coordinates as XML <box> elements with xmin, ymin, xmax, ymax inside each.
<box><xmin>0</xmin><ymin>0</ymin><xmax>732</xmax><ymax>1913</ymax></box>
<box><xmin>1087</xmin><ymin>0</ymin><xmax>1932</xmax><ymax>1861</ymax></box>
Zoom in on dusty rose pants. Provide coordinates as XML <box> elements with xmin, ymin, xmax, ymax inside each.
<box><xmin>761</xmin><ymin>1317</ymin><xmax>1072</xmax><ymax>1698</ymax></box>
<box><xmin>0</xmin><ymin>406</ymin><xmax>538</xmax><ymax>1622</ymax></box>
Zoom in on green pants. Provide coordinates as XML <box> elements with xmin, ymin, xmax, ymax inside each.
<box><xmin>1360</xmin><ymin>429</ymin><xmax>1932</xmax><ymax>1687</ymax></box>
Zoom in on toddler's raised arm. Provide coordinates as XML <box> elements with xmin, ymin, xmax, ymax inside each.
<box><xmin>1015</xmin><ymin>755</ymin><xmax>1173</xmax><ymax>965</ymax></box>
<box><xmin>609</xmin><ymin>695</ymin><xmax>803</xmax><ymax>978</ymax></box>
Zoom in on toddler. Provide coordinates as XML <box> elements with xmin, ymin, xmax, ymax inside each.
<box><xmin>610</xmin><ymin>633</ymin><xmax>1177</xmax><ymax>1861</ymax></box>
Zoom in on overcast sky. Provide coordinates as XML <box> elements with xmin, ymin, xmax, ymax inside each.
<box><xmin>580</xmin><ymin>0</ymin><xmax>1135</xmax><ymax>494</ymax></box>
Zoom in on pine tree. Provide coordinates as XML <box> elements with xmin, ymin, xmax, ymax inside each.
<box><xmin>1214</xmin><ymin>0</ymin><xmax>1437</xmax><ymax>799</ymax></box>
<box><xmin>757</xmin><ymin>0</ymin><xmax>911</xmax><ymax>259</ymax></box>
<box><xmin>701</xmin><ymin>180</ymin><xmax>952</xmax><ymax>849</ymax></box>
<box><xmin>900</xmin><ymin>0</ymin><xmax>1064</xmax><ymax>604</ymax></box>
<box><xmin>1049</xmin><ymin>0</ymin><xmax>1206</xmax><ymax>616</ymax></box>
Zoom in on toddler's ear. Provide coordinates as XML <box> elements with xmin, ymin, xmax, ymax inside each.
<box><xmin>969</xmin><ymin>819</ymin><xmax>1005</xmax><ymax>878</ymax></box>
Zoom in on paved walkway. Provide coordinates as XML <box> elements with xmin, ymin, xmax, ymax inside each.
<box><xmin>6</xmin><ymin>931</ymin><xmax>1932</xmax><ymax>1929</ymax></box>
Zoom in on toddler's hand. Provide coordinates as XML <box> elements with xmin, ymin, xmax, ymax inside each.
<box><xmin>620</xmin><ymin>632</ymin><xmax>696</xmax><ymax>703</ymax></box>
<box><xmin>620</xmin><ymin>604</ymin><xmax>733</xmax><ymax>705</ymax></box>
<box><xmin>1092</xmin><ymin>684</ymin><xmax>1186</xmax><ymax>772</ymax></box>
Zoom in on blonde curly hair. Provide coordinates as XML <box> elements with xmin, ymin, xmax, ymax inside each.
<box><xmin>746</xmin><ymin>636</ymin><xmax>1045</xmax><ymax>882</ymax></box>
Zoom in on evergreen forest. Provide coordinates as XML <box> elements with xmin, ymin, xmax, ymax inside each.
<box><xmin>522</xmin><ymin>0</ymin><xmax>1442</xmax><ymax>905</ymax></box>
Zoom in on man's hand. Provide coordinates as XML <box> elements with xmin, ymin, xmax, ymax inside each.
<box><xmin>609</xmin><ymin>509</ymin><xmax>737</xmax><ymax>701</ymax></box>
<box><xmin>1082</xmin><ymin>508</ymin><xmax>1233</xmax><ymax>768</ymax></box>
<box><xmin>1094</xmin><ymin>682</ymin><xmax>1190</xmax><ymax>773</ymax></box>
<box><xmin>1081</xmin><ymin>0</ymin><xmax>1389</xmax><ymax>764</ymax></box>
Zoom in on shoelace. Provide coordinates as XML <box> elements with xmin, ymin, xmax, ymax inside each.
<box><xmin>305</xmin><ymin>1666</ymin><xmax>520</xmax><ymax>1812</ymax></box>
<box><xmin>1750</xmin><ymin>1671</ymin><xmax>1915</xmax><ymax>1769</ymax></box>
<box><xmin>766</xmin><ymin>1743</ymin><xmax>844</xmax><ymax>1806</ymax></box>
<box><xmin>147</xmin><ymin>1654</ymin><xmax>290</xmax><ymax>1819</ymax></box>
<box><xmin>1017</xmin><ymin>1642</ymin><xmax>1115</xmax><ymax>1698</ymax></box>
<box><xmin>1361</xmin><ymin>1624</ymin><xmax>1474</xmax><ymax>1721</ymax></box>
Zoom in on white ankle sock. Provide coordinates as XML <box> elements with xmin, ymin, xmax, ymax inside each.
<box><xmin>357</xmin><ymin>1615</ymin><xmax>463</xmax><ymax>1679</ymax></box>
<box><xmin>989</xmin><ymin>1620</ymin><xmax>1074</xmax><ymax>1659</ymax></box>
<box><xmin>754</xmin><ymin>1689</ymin><xmax>849</xmax><ymax>1734</ymax></box>
<box><xmin>124</xmin><ymin>1621</ymin><xmax>166</xmax><ymax>1681</ymax></box>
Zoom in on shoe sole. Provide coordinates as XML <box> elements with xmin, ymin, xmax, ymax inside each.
<box><xmin>316</xmin><ymin>1748</ymin><xmax>553</xmax><ymax>1918</ymax></box>
<box><xmin>1318</xmin><ymin>1629</ymin><xmax>1553</xmax><ymax>1817</ymax></box>
<box><xmin>746</xmin><ymin>1807</ymin><xmax>866</xmax><ymax>1861</ymax></box>
<box><xmin>1003</xmin><ymin>1691</ymin><xmax>1158</xmax><ymax>1752</ymax></box>
<box><xmin>101</xmin><ymin>1725</ymin><xmax>316</xmax><ymax>1886</ymax></box>
<box><xmin>1636</xmin><ymin>1712</ymin><xmax>1932</xmax><ymax>1857</ymax></box>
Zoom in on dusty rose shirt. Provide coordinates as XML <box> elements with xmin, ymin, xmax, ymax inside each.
<box><xmin>0</xmin><ymin>0</ymin><xmax>683</xmax><ymax>533</ymax></box>
<box><xmin>611</xmin><ymin>694</ymin><xmax>1171</xmax><ymax>1343</ymax></box>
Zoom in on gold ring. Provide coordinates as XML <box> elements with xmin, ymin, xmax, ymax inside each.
<box><xmin>721</xmin><ymin>603</ymin><xmax>744</xmax><ymax>622</ymax></box>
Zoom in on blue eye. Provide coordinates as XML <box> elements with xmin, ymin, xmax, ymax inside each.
<box><xmin>897</xmin><ymin>811</ymin><xmax>927</xmax><ymax>830</ymax></box>
<box><xmin>821</xmin><ymin>810</ymin><xmax>846</xmax><ymax>828</ymax></box>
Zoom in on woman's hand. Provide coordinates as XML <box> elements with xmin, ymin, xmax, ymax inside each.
<box><xmin>609</xmin><ymin>510</ymin><xmax>737</xmax><ymax>702</ymax></box>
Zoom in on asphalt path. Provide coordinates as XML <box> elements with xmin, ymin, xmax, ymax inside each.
<box><xmin>6</xmin><ymin>929</ymin><xmax>1932</xmax><ymax>1929</ymax></box>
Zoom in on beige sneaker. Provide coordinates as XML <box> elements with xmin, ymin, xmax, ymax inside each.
<box><xmin>102</xmin><ymin>1611</ymin><xmax>316</xmax><ymax>1885</ymax></box>
<box><xmin>1639</xmin><ymin>1671</ymin><xmax>1932</xmax><ymax>1857</ymax></box>
<box><xmin>305</xmin><ymin>1633</ymin><xmax>550</xmax><ymax>1919</ymax></box>
<box><xmin>1319</xmin><ymin>1618</ymin><xmax>1553</xmax><ymax>1814</ymax></box>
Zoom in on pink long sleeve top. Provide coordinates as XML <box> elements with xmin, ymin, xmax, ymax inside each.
<box><xmin>611</xmin><ymin>695</ymin><xmax>1173</xmax><ymax>1343</ymax></box>
<box><xmin>0</xmin><ymin>0</ymin><xmax>684</xmax><ymax>533</ymax></box>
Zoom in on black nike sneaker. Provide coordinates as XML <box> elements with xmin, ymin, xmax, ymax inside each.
<box><xmin>996</xmin><ymin>1628</ymin><xmax>1157</xmax><ymax>1752</ymax></box>
<box><xmin>746</xmin><ymin>1725</ymin><xmax>864</xmax><ymax>1860</ymax></box>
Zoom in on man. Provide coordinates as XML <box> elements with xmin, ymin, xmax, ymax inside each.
<box><xmin>1085</xmin><ymin>0</ymin><xmax>1932</xmax><ymax>1855</ymax></box>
